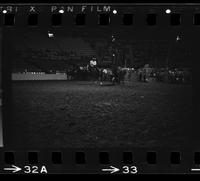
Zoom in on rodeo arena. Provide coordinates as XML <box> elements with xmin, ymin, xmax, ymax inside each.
<box><xmin>12</xmin><ymin>31</ymin><xmax>192</xmax><ymax>85</ymax></box>
<box><xmin>9</xmin><ymin>30</ymin><xmax>193</xmax><ymax>148</ymax></box>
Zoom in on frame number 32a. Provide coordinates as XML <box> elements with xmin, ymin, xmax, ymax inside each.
<box><xmin>24</xmin><ymin>165</ymin><xmax>48</xmax><ymax>174</ymax></box>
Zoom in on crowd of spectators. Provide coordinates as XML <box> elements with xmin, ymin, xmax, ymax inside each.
<box><xmin>12</xmin><ymin>37</ymin><xmax>192</xmax><ymax>84</ymax></box>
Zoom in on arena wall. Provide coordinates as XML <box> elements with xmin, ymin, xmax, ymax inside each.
<box><xmin>12</xmin><ymin>73</ymin><xmax>68</xmax><ymax>81</ymax></box>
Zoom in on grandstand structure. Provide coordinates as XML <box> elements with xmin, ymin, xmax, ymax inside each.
<box><xmin>10</xmin><ymin>29</ymin><xmax>192</xmax><ymax>80</ymax></box>
<box><xmin>12</xmin><ymin>31</ymin><xmax>96</xmax><ymax>73</ymax></box>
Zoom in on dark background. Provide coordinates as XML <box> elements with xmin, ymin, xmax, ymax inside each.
<box><xmin>0</xmin><ymin>2</ymin><xmax>199</xmax><ymax>150</ymax></box>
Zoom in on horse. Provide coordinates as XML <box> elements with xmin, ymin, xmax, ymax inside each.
<box><xmin>94</xmin><ymin>67</ymin><xmax>113</xmax><ymax>85</ymax></box>
<box><xmin>97</xmin><ymin>67</ymin><xmax>127</xmax><ymax>85</ymax></box>
<box><xmin>87</xmin><ymin>64</ymin><xmax>127</xmax><ymax>85</ymax></box>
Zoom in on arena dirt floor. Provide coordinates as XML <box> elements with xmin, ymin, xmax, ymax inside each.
<box><xmin>9</xmin><ymin>80</ymin><xmax>193</xmax><ymax>148</ymax></box>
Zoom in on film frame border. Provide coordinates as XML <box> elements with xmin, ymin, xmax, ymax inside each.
<box><xmin>0</xmin><ymin>3</ymin><xmax>200</xmax><ymax>27</ymax></box>
<box><xmin>0</xmin><ymin>3</ymin><xmax>199</xmax><ymax>174</ymax></box>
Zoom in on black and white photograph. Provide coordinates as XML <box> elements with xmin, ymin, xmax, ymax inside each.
<box><xmin>5</xmin><ymin>22</ymin><xmax>193</xmax><ymax>148</ymax></box>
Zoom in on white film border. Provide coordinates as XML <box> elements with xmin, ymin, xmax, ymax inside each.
<box><xmin>0</xmin><ymin>27</ymin><xmax>2</xmax><ymax>147</ymax></box>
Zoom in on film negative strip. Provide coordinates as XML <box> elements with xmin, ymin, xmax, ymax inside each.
<box><xmin>0</xmin><ymin>3</ymin><xmax>199</xmax><ymax>174</ymax></box>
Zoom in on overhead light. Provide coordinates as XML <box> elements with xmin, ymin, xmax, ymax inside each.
<box><xmin>176</xmin><ymin>35</ymin><xmax>180</xmax><ymax>41</ymax></box>
<box><xmin>48</xmin><ymin>31</ymin><xmax>54</xmax><ymax>38</ymax></box>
